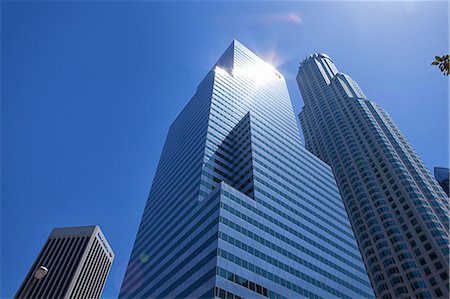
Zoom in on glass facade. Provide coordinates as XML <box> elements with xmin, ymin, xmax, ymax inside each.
<box><xmin>297</xmin><ymin>53</ymin><xmax>450</xmax><ymax>299</ymax></box>
<box><xmin>119</xmin><ymin>41</ymin><xmax>373</xmax><ymax>298</ymax></box>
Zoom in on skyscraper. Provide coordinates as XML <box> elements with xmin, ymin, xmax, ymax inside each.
<box><xmin>297</xmin><ymin>53</ymin><xmax>449</xmax><ymax>298</ymax></box>
<box><xmin>434</xmin><ymin>167</ymin><xmax>449</xmax><ymax>197</ymax></box>
<box><xmin>119</xmin><ymin>41</ymin><xmax>373</xmax><ymax>299</ymax></box>
<box><xmin>15</xmin><ymin>225</ymin><xmax>114</xmax><ymax>299</ymax></box>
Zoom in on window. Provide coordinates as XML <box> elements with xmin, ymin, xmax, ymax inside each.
<box><xmin>435</xmin><ymin>262</ymin><xmax>443</xmax><ymax>270</ymax></box>
<box><xmin>395</xmin><ymin>287</ymin><xmax>407</xmax><ymax>296</ymax></box>
<box><xmin>429</xmin><ymin>277</ymin><xmax>437</xmax><ymax>286</ymax></box>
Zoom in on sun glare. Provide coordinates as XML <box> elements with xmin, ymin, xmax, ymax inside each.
<box><xmin>215</xmin><ymin>60</ymin><xmax>282</xmax><ymax>86</ymax></box>
<box><xmin>233</xmin><ymin>62</ymin><xmax>281</xmax><ymax>84</ymax></box>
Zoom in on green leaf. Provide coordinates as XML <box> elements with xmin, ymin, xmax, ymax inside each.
<box><xmin>431</xmin><ymin>61</ymin><xmax>439</xmax><ymax>65</ymax></box>
<box><xmin>435</xmin><ymin>56</ymin><xmax>443</xmax><ymax>61</ymax></box>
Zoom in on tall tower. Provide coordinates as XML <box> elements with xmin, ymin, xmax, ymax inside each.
<box><xmin>119</xmin><ymin>41</ymin><xmax>373</xmax><ymax>299</ymax></box>
<box><xmin>15</xmin><ymin>226</ymin><xmax>114</xmax><ymax>299</ymax></box>
<box><xmin>297</xmin><ymin>54</ymin><xmax>449</xmax><ymax>298</ymax></box>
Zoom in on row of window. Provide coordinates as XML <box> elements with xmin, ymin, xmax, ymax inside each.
<box><xmin>219</xmin><ymin>229</ymin><xmax>371</xmax><ymax>295</ymax></box>
<box><xmin>216</xmin><ymin>268</ymin><xmax>285</xmax><ymax>299</ymax></box>
<box><xmin>252</xmin><ymin>175</ymin><xmax>361</xmax><ymax>257</ymax></box>
<box><xmin>253</xmin><ymin>157</ymin><xmax>355</xmax><ymax>240</ymax></box>
<box><xmin>124</xmin><ymin>192</ymin><xmax>220</xmax><ymax>294</ymax></box>
<box><xmin>218</xmin><ymin>248</ymin><xmax>322</xmax><ymax>299</ymax></box>
<box><xmin>220</xmin><ymin>188</ymin><xmax>368</xmax><ymax>275</ymax></box>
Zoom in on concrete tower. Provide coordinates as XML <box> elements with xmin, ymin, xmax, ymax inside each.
<box><xmin>16</xmin><ymin>226</ymin><xmax>114</xmax><ymax>299</ymax></box>
<box><xmin>297</xmin><ymin>53</ymin><xmax>449</xmax><ymax>298</ymax></box>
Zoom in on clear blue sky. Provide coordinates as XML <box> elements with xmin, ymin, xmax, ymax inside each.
<box><xmin>1</xmin><ymin>1</ymin><xmax>448</xmax><ymax>298</ymax></box>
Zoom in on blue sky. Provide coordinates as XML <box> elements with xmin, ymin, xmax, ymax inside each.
<box><xmin>1</xmin><ymin>1</ymin><xmax>448</xmax><ymax>298</ymax></box>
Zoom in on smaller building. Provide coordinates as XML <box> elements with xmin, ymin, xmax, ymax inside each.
<box><xmin>435</xmin><ymin>167</ymin><xmax>450</xmax><ymax>196</ymax></box>
<box><xmin>15</xmin><ymin>225</ymin><xmax>114</xmax><ymax>299</ymax></box>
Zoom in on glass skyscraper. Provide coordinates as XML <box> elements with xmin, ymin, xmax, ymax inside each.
<box><xmin>119</xmin><ymin>41</ymin><xmax>373</xmax><ymax>299</ymax></box>
<box><xmin>297</xmin><ymin>53</ymin><xmax>449</xmax><ymax>298</ymax></box>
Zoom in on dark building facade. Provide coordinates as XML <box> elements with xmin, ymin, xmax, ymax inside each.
<box><xmin>15</xmin><ymin>226</ymin><xmax>114</xmax><ymax>299</ymax></box>
<box><xmin>434</xmin><ymin>167</ymin><xmax>449</xmax><ymax>197</ymax></box>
